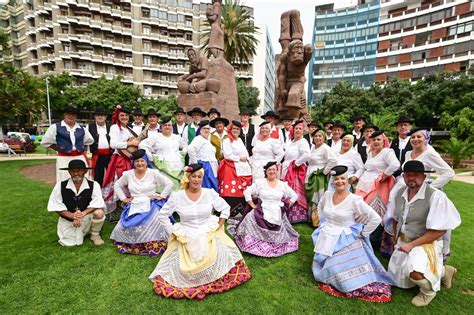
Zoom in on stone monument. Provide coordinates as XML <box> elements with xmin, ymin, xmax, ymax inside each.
<box><xmin>177</xmin><ymin>0</ymin><xmax>239</xmax><ymax>120</ymax></box>
<box><xmin>275</xmin><ymin>10</ymin><xmax>314</xmax><ymax>119</ymax></box>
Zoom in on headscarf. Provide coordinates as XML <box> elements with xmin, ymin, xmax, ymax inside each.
<box><xmin>290</xmin><ymin>120</ymin><xmax>304</xmax><ymax>140</ymax></box>
<box><xmin>227</xmin><ymin>121</ymin><xmax>241</xmax><ymax>143</ymax></box>
<box><xmin>413</xmin><ymin>129</ymin><xmax>431</xmax><ymax>146</ymax></box>
<box><xmin>312</xmin><ymin>129</ymin><xmax>327</xmax><ymax>143</ymax></box>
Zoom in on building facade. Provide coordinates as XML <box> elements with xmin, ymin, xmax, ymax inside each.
<box><xmin>308</xmin><ymin>0</ymin><xmax>474</xmax><ymax>105</ymax></box>
<box><xmin>376</xmin><ymin>0</ymin><xmax>473</xmax><ymax>83</ymax></box>
<box><xmin>252</xmin><ymin>24</ymin><xmax>275</xmax><ymax>115</ymax></box>
<box><xmin>0</xmin><ymin>0</ymin><xmax>257</xmax><ymax>98</ymax></box>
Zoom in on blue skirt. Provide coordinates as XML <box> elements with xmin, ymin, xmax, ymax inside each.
<box><xmin>120</xmin><ymin>199</ymin><xmax>174</xmax><ymax>228</ymax></box>
<box><xmin>312</xmin><ymin>223</ymin><xmax>393</xmax><ymax>293</ymax></box>
<box><xmin>198</xmin><ymin>160</ymin><xmax>218</xmax><ymax>192</ymax></box>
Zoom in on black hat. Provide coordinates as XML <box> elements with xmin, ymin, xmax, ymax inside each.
<box><xmin>259</xmin><ymin>121</ymin><xmax>270</xmax><ymax>127</ymax></box>
<box><xmin>280</xmin><ymin>115</ymin><xmax>294</xmax><ymax>122</ymax></box>
<box><xmin>293</xmin><ymin>120</ymin><xmax>304</xmax><ymax>127</ymax></box>
<box><xmin>132</xmin><ymin>108</ymin><xmax>143</xmax><ymax>116</ymax></box>
<box><xmin>330</xmin><ymin>165</ymin><xmax>348</xmax><ymax>176</ymax></box>
<box><xmin>239</xmin><ymin>109</ymin><xmax>256</xmax><ymax>115</ymax></box>
<box><xmin>350</xmin><ymin>114</ymin><xmax>365</xmax><ymax>123</ymax></box>
<box><xmin>207</xmin><ymin>108</ymin><xmax>221</xmax><ymax>117</ymax></box>
<box><xmin>324</xmin><ymin>120</ymin><xmax>335</xmax><ymax>127</ymax></box>
<box><xmin>131</xmin><ymin>149</ymin><xmax>146</xmax><ymax>160</ymax></box>
<box><xmin>198</xmin><ymin>120</ymin><xmax>210</xmax><ymax>127</ymax></box>
<box><xmin>93</xmin><ymin>107</ymin><xmax>108</xmax><ymax>115</ymax></box>
<box><xmin>362</xmin><ymin>124</ymin><xmax>379</xmax><ymax>132</ymax></box>
<box><xmin>187</xmin><ymin>107</ymin><xmax>207</xmax><ymax>117</ymax></box>
<box><xmin>369</xmin><ymin>130</ymin><xmax>385</xmax><ymax>138</ymax></box>
<box><xmin>160</xmin><ymin>116</ymin><xmax>172</xmax><ymax>124</ymax></box>
<box><xmin>333</xmin><ymin>121</ymin><xmax>346</xmax><ymax>130</ymax></box>
<box><xmin>118</xmin><ymin>106</ymin><xmax>132</xmax><ymax>115</ymax></box>
<box><xmin>232</xmin><ymin>120</ymin><xmax>242</xmax><ymax>128</ymax></box>
<box><xmin>403</xmin><ymin>160</ymin><xmax>435</xmax><ymax>173</ymax></box>
<box><xmin>210</xmin><ymin>117</ymin><xmax>229</xmax><ymax>127</ymax></box>
<box><xmin>308</xmin><ymin>120</ymin><xmax>321</xmax><ymax>128</ymax></box>
<box><xmin>395</xmin><ymin>115</ymin><xmax>414</xmax><ymax>125</ymax></box>
<box><xmin>174</xmin><ymin>107</ymin><xmax>185</xmax><ymax>115</ymax></box>
<box><xmin>63</xmin><ymin>105</ymin><xmax>80</xmax><ymax>115</ymax></box>
<box><xmin>261</xmin><ymin>111</ymin><xmax>280</xmax><ymax>120</ymax></box>
<box><xmin>263</xmin><ymin>161</ymin><xmax>278</xmax><ymax>171</ymax></box>
<box><xmin>145</xmin><ymin>108</ymin><xmax>160</xmax><ymax>118</ymax></box>
<box><xmin>184</xmin><ymin>163</ymin><xmax>203</xmax><ymax>173</ymax></box>
<box><xmin>59</xmin><ymin>159</ymin><xmax>92</xmax><ymax>170</ymax></box>
<box><xmin>407</xmin><ymin>127</ymin><xmax>427</xmax><ymax>137</ymax></box>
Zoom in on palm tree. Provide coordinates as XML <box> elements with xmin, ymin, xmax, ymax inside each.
<box><xmin>200</xmin><ymin>0</ymin><xmax>259</xmax><ymax>66</ymax></box>
<box><xmin>436</xmin><ymin>137</ymin><xmax>474</xmax><ymax>169</ymax></box>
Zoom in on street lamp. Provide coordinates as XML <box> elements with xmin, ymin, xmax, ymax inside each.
<box><xmin>46</xmin><ymin>76</ymin><xmax>51</xmax><ymax>126</ymax></box>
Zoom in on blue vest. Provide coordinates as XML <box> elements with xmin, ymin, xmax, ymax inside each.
<box><xmin>56</xmin><ymin>122</ymin><xmax>85</xmax><ymax>153</ymax></box>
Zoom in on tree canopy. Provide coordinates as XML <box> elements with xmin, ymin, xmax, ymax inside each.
<box><xmin>236</xmin><ymin>79</ymin><xmax>260</xmax><ymax>115</ymax></box>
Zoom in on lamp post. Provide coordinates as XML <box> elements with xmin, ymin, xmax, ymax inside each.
<box><xmin>46</xmin><ymin>77</ymin><xmax>51</xmax><ymax>126</ymax></box>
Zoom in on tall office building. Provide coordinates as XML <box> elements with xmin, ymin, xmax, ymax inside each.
<box><xmin>376</xmin><ymin>0</ymin><xmax>473</xmax><ymax>83</ymax></box>
<box><xmin>252</xmin><ymin>24</ymin><xmax>275</xmax><ymax>115</ymax></box>
<box><xmin>309</xmin><ymin>0</ymin><xmax>381</xmax><ymax>105</ymax></box>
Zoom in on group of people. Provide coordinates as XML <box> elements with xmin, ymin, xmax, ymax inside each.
<box><xmin>43</xmin><ymin>105</ymin><xmax>461</xmax><ymax>305</ymax></box>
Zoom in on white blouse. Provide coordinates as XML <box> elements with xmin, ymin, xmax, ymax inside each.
<box><xmin>306</xmin><ymin>143</ymin><xmax>337</xmax><ymax>182</ymax></box>
<box><xmin>244</xmin><ymin>178</ymin><xmax>297</xmax><ymax>225</ymax></box>
<box><xmin>335</xmin><ymin>150</ymin><xmax>364</xmax><ymax>179</ymax></box>
<box><xmin>315</xmin><ymin>192</ymin><xmax>381</xmax><ymax>256</ymax></box>
<box><xmin>223</xmin><ymin>137</ymin><xmax>249</xmax><ymax>161</ymax></box>
<box><xmin>114</xmin><ymin>169</ymin><xmax>173</xmax><ymax>201</ymax></box>
<box><xmin>404</xmin><ymin>148</ymin><xmax>454</xmax><ymax>189</ymax></box>
<box><xmin>250</xmin><ymin>138</ymin><xmax>284</xmax><ymax>179</ymax></box>
<box><xmin>109</xmin><ymin>124</ymin><xmax>133</xmax><ymax>154</ymax></box>
<box><xmin>330</xmin><ymin>138</ymin><xmax>342</xmax><ymax>153</ymax></box>
<box><xmin>281</xmin><ymin>138</ymin><xmax>311</xmax><ymax>178</ymax></box>
<box><xmin>356</xmin><ymin>148</ymin><xmax>400</xmax><ymax>192</ymax></box>
<box><xmin>139</xmin><ymin>133</ymin><xmax>185</xmax><ymax>171</ymax></box>
<box><xmin>188</xmin><ymin>135</ymin><xmax>217</xmax><ymax>164</ymax></box>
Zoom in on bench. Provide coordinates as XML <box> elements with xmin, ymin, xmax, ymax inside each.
<box><xmin>8</xmin><ymin>144</ymin><xmax>27</xmax><ymax>156</ymax></box>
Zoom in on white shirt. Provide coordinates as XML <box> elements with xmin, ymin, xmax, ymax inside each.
<box><xmin>281</xmin><ymin>138</ymin><xmax>311</xmax><ymax>178</ymax></box>
<box><xmin>109</xmin><ymin>124</ymin><xmax>133</xmax><ymax>154</ymax></box>
<box><xmin>330</xmin><ymin>138</ymin><xmax>342</xmax><ymax>153</ymax></box>
<box><xmin>139</xmin><ymin>133</ymin><xmax>186</xmax><ymax>171</ymax></box>
<box><xmin>188</xmin><ymin>135</ymin><xmax>218</xmax><ymax>176</ymax></box>
<box><xmin>352</xmin><ymin>129</ymin><xmax>362</xmax><ymax>141</ymax></box>
<box><xmin>96</xmin><ymin>124</ymin><xmax>109</xmax><ymax>149</ymax></box>
<box><xmin>250</xmin><ymin>138</ymin><xmax>284</xmax><ymax>180</ymax></box>
<box><xmin>48</xmin><ymin>178</ymin><xmax>105</xmax><ymax>212</ymax></box>
<box><xmin>244</xmin><ymin>178</ymin><xmax>297</xmax><ymax>225</ymax></box>
<box><xmin>41</xmin><ymin>121</ymin><xmax>94</xmax><ymax>150</ymax></box>
<box><xmin>306</xmin><ymin>143</ymin><xmax>338</xmax><ymax>182</ymax></box>
<box><xmin>251</xmin><ymin>125</ymin><xmax>284</xmax><ymax>146</ymax></box>
<box><xmin>335</xmin><ymin>150</ymin><xmax>364</xmax><ymax>179</ymax></box>
<box><xmin>223</xmin><ymin>137</ymin><xmax>249</xmax><ymax>162</ymax></box>
<box><xmin>314</xmin><ymin>192</ymin><xmax>381</xmax><ymax>256</ymax></box>
<box><xmin>404</xmin><ymin>148</ymin><xmax>454</xmax><ymax>189</ymax></box>
<box><xmin>176</xmin><ymin>122</ymin><xmax>186</xmax><ymax>136</ymax></box>
<box><xmin>397</xmin><ymin>136</ymin><xmax>410</xmax><ymax>160</ymax></box>
<box><xmin>356</xmin><ymin>148</ymin><xmax>400</xmax><ymax>193</ymax></box>
<box><xmin>114</xmin><ymin>168</ymin><xmax>173</xmax><ymax>201</ymax></box>
<box><xmin>131</xmin><ymin>122</ymin><xmax>145</xmax><ymax>137</ymax></box>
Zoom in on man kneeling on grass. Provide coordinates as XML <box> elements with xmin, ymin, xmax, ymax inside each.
<box><xmin>47</xmin><ymin>159</ymin><xmax>106</xmax><ymax>246</ymax></box>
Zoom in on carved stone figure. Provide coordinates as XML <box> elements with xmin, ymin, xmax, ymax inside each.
<box><xmin>177</xmin><ymin>48</ymin><xmax>220</xmax><ymax>94</ymax></box>
<box><xmin>275</xmin><ymin>10</ymin><xmax>314</xmax><ymax>119</ymax></box>
<box><xmin>206</xmin><ymin>0</ymin><xmax>224</xmax><ymax>59</ymax></box>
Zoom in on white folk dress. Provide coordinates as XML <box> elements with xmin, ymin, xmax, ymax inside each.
<box><xmin>250</xmin><ymin>138</ymin><xmax>284</xmax><ymax>180</ymax></box>
<box><xmin>281</xmin><ymin>138</ymin><xmax>311</xmax><ymax>179</ymax></box>
<box><xmin>356</xmin><ymin>148</ymin><xmax>400</xmax><ymax>193</ymax></box>
<box><xmin>187</xmin><ymin>135</ymin><xmax>218</xmax><ymax>177</ymax></box>
<box><xmin>335</xmin><ymin>149</ymin><xmax>365</xmax><ymax>180</ymax></box>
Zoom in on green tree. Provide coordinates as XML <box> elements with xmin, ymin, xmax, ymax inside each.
<box><xmin>139</xmin><ymin>95</ymin><xmax>178</xmax><ymax>118</ymax></box>
<box><xmin>200</xmin><ymin>0</ymin><xmax>259</xmax><ymax>65</ymax></box>
<box><xmin>0</xmin><ymin>30</ymin><xmax>11</xmax><ymax>62</ymax></box>
<box><xmin>236</xmin><ymin>79</ymin><xmax>259</xmax><ymax>115</ymax></box>
<box><xmin>440</xmin><ymin>107</ymin><xmax>474</xmax><ymax>142</ymax></box>
<box><xmin>436</xmin><ymin>137</ymin><xmax>474</xmax><ymax>169</ymax></box>
<box><xmin>42</xmin><ymin>72</ymin><xmax>76</xmax><ymax>112</ymax></box>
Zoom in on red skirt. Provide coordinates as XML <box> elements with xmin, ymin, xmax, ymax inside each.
<box><xmin>102</xmin><ymin>154</ymin><xmax>131</xmax><ymax>213</ymax></box>
<box><xmin>217</xmin><ymin>160</ymin><xmax>252</xmax><ymax>198</ymax></box>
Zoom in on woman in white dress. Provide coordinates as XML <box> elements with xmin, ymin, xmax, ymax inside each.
<box><xmin>281</xmin><ymin>120</ymin><xmax>311</xmax><ymax>223</ymax></box>
<box><xmin>149</xmin><ymin>164</ymin><xmax>251</xmax><ymax>300</ymax></box>
<box><xmin>234</xmin><ymin>161</ymin><xmax>299</xmax><ymax>257</ymax></box>
<box><xmin>187</xmin><ymin>120</ymin><xmax>219</xmax><ymax>191</ymax></box>
<box><xmin>312</xmin><ymin>165</ymin><xmax>392</xmax><ymax>303</ymax></box>
<box><xmin>218</xmin><ymin>121</ymin><xmax>252</xmax><ymax>217</ymax></box>
<box><xmin>355</xmin><ymin>130</ymin><xmax>400</xmax><ymax>253</ymax></box>
<box><xmin>110</xmin><ymin>149</ymin><xmax>174</xmax><ymax>256</ymax></box>
<box><xmin>335</xmin><ymin>134</ymin><xmax>364</xmax><ymax>191</ymax></box>
<box><xmin>139</xmin><ymin>116</ymin><xmax>186</xmax><ymax>190</ymax></box>
<box><xmin>250</xmin><ymin>121</ymin><xmax>284</xmax><ymax>180</ymax></box>
<box><xmin>305</xmin><ymin>129</ymin><xmax>337</xmax><ymax>226</ymax></box>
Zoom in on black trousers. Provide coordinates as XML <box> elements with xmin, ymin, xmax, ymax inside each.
<box><xmin>93</xmin><ymin>153</ymin><xmax>111</xmax><ymax>187</ymax></box>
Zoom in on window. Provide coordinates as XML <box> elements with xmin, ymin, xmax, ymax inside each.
<box><xmin>168</xmin><ymin>13</ymin><xmax>177</xmax><ymax>22</ymax></box>
<box><xmin>185</xmin><ymin>17</ymin><xmax>192</xmax><ymax>27</ymax></box>
<box><xmin>144</xmin><ymin>86</ymin><xmax>152</xmax><ymax>96</ymax></box>
<box><xmin>125</xmin><ymin>53</ymin><xmax>132</xmax><ymax>61</ymax></box>
<box><xmin>63</xmin><ymin>44</ymin><xmax>70</xmax><ymax>52</ymax></box>
<box><xmin>143</xmin><ymin>56</ymin><xmax>151</xmax><ymax>65</ymax></box>
<box><xmin>106</xmin><ymin>50</ymin><xmax>114</xmax><ymax>58</ymax></box>
<box><xmin>64</xmin><ymin>60</ymin><xmax>71</xmax><ymax>69</ymax></box>
<box><xmin>143</xmin><ymin>25</ymin><xmax>150</xmax><ymax>35</ymax></box>
<box><xmin>143</xmin><ymin>41</ymin><xmax>150</xmax><ymax>51</ymax></box>
<box><xmin>142</xmin><ymin>8</ymin><xmax>150</xmax><ymax>18</ymax></box>
<box><xmin>185</xmin><ymin>33</ymin><xmax>192</xmax><ymax>41</ymax></box>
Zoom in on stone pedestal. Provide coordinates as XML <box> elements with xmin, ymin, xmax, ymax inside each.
<box><xmin>178</xmin><ymin>57</ymin><xmax>239</xmax><ymax>120</ymax></box>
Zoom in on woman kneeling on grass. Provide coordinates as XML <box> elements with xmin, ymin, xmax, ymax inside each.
<box><xmin>149</xmin><ymin>163</ymin><xmax>252</xmax><ymax>300</ymax></box>
<box><xmin>311</xmin><ymin>165</ymin><xmax>393</xmax><ymax>303</ymax></box>
<box><xmin>110</xmin><ymin>149</ymin><xmax>174</xmax><ymax>256</ymax></box>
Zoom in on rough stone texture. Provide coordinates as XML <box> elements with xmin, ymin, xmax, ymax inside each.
<box><xmin>179</xmin><ymin>57</ymin><xmax>239</xmax><ymax>120</ymax></box>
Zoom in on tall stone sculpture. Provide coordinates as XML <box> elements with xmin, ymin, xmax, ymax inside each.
<box><xmin>275</xmin><ymin>10</ymin><xmax>314</xmax><ymax>119</ymax></box>
<box><xmin>177</xmin><ymin>0</ymin><xmax>239</xmax><ymax>120</ymax></box>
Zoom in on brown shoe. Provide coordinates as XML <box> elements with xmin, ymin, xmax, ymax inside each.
<box><xmin>411</xmin><ymin>291</ymin><xmax>436</xmax><ymax>307</ymax></box>
<box><xmin>442</xmin><ymin>265</ymin><xmax>457</xmax><ymax>289</ymax></box>
<box><xmin>90</xmin><ymin>234</ymin><xmax>104</xmax><ymax>246</ymax></box>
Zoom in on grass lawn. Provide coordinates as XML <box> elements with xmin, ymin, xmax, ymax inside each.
<box><xmin>0</xmin><ymin>160</ymin><xmax>473</xmax><ymax>314</ymax></box>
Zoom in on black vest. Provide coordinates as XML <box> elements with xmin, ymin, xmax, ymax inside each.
<box><xmin>60</xmin><ymin>179</ymin><xmax>94</xmax><ymax>212</ymax></box>
<box><xmin>88</xmin><ymin>123</ymin><xmax>110</xmax><ymax>154</ymax></box>
<box><xmin>390</xmin><ymin>137</ymin><xmax>413</xmax><ymax>177</ymax></box>
<box><xmin>173</xmin><ymin>123</ymin><xmax>187</xmax><ymax>136</ymax></box>
<box><xmin>357</xmin><ymin>136</ymin><xmax>368</xmax><ymax>163</ymax></box>
<box><xmin>240</xmin><ymin>124</ymin><xmax>255</xmax><ymax>155</ymax></box>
